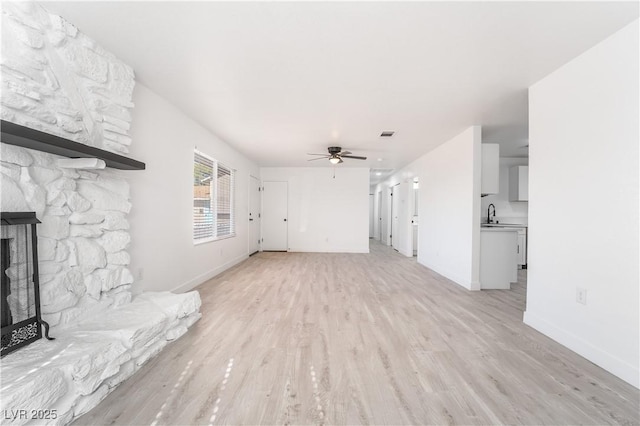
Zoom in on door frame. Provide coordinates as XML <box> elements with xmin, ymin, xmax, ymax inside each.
<box><xmin>262</xmin><ymin>181</ymin><xmax>288</xmax><ymax>251</ymax></box>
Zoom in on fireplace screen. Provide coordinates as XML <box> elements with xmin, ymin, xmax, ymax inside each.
<box><xmin>1</xmin><ymin>212</ymin><xmax>52</xmax><ymax>357</ymax></box>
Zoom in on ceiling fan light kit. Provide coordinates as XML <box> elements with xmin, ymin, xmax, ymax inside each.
<box><xmin>307</xmin><ymin>146</ymin><xmax>367</xmax><ymax>164</ymax></box>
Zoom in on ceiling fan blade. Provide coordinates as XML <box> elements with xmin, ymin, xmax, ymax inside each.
<box><xmin>308</xmin><ymin>157</ymin><xmax>329</xmax><ymax>161</ymax></box>
<box><xmin>341</xmin><ymin>155</ymin><xmax>367</xmax><ymax>160</ymax></box>
<box><xmin>308</xmin><ymin>153</ymin><xmax>329</xmax><ymax>156</ymax></box>
<box><xmin>338</xmin><ymin>158</ymin><xmax>343</xmax><ymax>164</ymax></box>
<box><xmin>339</xmin><ymin>150</ymin><xmax>352</xmax><ymax>155</ymax></box>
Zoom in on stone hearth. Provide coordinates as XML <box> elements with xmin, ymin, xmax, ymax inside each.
<box><xmin>1</xmin><ymin>291</ymin><xmax>201</xmax><ymax>425</ymax></box>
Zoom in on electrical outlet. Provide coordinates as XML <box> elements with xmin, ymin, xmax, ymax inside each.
<box><xmin>136</xmin><ymin>268</ymin><xmax>144</xmax><ymax>281</ymax></box>
<box><xmin>576</xmin><ymin>287</ymin><xmax>587</xmax><ymax>305</ymax></box>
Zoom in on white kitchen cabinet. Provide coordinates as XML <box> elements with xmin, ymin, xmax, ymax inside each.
<box><xmin>509</xmin><ymin>165</ymin><xmax>528</xmax><ymax>201</ymax></box>
<box><xmin>480</xmin><ymin>228</ymin><xmax>518</xmax><ymax>289</ymax></box>
<box><xmin>481</xmin><ymin>144</ymin><xmax>500</xmax><ymax>195</ymax></box>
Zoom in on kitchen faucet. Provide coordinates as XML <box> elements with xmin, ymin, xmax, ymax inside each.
<box><xmin>487</xmin><ymin>204</ymin><xmax>496</xmax><ymax>224</ymax></box>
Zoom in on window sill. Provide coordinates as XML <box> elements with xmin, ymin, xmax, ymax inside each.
<box><xmin>193</xmin><ymin>233</ymin><xmax>236</xmax><ymax>246</ymax></box>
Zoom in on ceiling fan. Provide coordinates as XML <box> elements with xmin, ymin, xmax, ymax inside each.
<box><xmin>307</xmin><ymin>146</ymin><xmax>367</xmax><ymax>164</ymax></box>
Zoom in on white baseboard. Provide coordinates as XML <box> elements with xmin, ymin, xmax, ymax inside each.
<box><xmin>469</xmin><ymin>280</ymin><xmax>481</xmax><ymax>291</ymax></box>
<box><xmin>287</xmin><ymin>247</ymin><xmax>370</xmax><ymax>253</ymax></box>
<box><xmin>418</xmin><ymin>259</ymin><xmax>472</xmax><ymax>290</ymax></box>
<box><xmin>524</xmin><ymin>310</ymin><xmax>639</xmax><ymax>389</ymax></box>
<box><xmin>398</xmin><ymin>247</ymin><xmax>413</xmax><ymax>257</ymax></box>
<box><xmin>172</xmin><ymin>253</ymin><xmax>249</xmax><ymax>294</ymax></box>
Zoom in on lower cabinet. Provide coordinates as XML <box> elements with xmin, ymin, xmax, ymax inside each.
<box><xmin>480</xmin><ymin>229</ymin><xmax>518</xmax><ymax>289</ymax></box>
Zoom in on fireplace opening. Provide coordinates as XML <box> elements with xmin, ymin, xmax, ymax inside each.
<box><xmin>0</xmin><ymin>212</ymin><xmax>53</xmax><ymax>357</ymax></box>
<box><xmin>1</xmin><ymin>238</ymin><xmax>13</xmax><ymax>328</ymax></box>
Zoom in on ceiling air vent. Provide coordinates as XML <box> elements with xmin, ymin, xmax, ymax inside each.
<box><xmin>380</xmin><ymin>131</ymin><xmax>395</xmax><ymax>138</ymax></box>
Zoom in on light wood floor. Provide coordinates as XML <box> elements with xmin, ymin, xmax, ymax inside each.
<box><xmin>76</xmin><ymin>241</ymin><xmax>639</xmax><ymax>425</ymax></box>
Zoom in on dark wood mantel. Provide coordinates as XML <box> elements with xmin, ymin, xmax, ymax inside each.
<box><xmin>0</xmin><ymin>120</ymin><xmax>145</xmax><ymax>170</ymax></box>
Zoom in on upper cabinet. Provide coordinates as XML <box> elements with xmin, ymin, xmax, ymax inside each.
<box><xmin>481</xmin><ymin>144</ymin><xmax>499</xmax><ymax>196</ymax></box>
<box><xmin>509</xmin><ymin>165</ymin><xmax>529</xmax><ymax>201</ymax></box>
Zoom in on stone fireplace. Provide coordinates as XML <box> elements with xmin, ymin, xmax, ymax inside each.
<box><xmin>1</xmin><ymin>212</ymin><xmax>52</xmax><ymax>357</ymax></box>
<box><xmin>1</xmin><ymin>3</ymin><xmax>201</xmax><ymax>425</ymax></box>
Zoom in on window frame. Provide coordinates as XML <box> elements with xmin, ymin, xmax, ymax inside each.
<box><xmin>193</xmin><ymin>149</ymin><xmax>236</xmax><ymax>245</ymax></box>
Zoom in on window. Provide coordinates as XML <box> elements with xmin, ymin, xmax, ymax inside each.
<box><xmin>216</xmin><ymin>163</ymin><xmax>234</xmax><ymax>237</ymax></box>
<box><xmin>193</xmin><ymin>150</ymin><xmax>235</xmax><ymax>243</ymax></box>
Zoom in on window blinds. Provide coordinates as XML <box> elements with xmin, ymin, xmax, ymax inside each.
<box><xmin>193</xmin><ymin>151</ymin><xmax>214</xmax><ymax>241</ymax></box>
<box><xmin>193</xmin><ymin>150</ymin><xmax>235</xmax><ymax>242</ymax></box>
<box><xmin>216</xmin><ymin>163</ymin><xmax>234</xmax><ymax>237</ymax></box>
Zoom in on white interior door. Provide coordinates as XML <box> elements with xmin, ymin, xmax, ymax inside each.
<box><xmin>391</xmin><ymin>184</ymin><xmax>400</xmax><ymax>250</ymax></box>
<box><xmin>377</xmin><ymin>191</ymin><xmax>382</xmax><ymax>240</ymax></box>
<box><xmin>382</xmin><ymin>187</ymin><xmax>391</xmax><ymax>245</ymax></box>
<box><xmin>394</xmin><ymin>182</ymin><xmax>414</xmax><ymax>256</ymax></box>
<box><xmin>412</xmin><ymin>183</ymin><xmax>419</xmax><ymax>256</ymax></box>
<box><xmin>262</xmin><ymin>181</ymin><xmax>288</xmax><ymax>251</ymax></box>
<box><xmin>249</xmin><ymin>175</ymin><xmax>260</xmax><ymax>255</ymax></box>
<box><xmin>369</xmin><ymin>194</ymin><xmax>374</xmax><ymax>238</ymax></box>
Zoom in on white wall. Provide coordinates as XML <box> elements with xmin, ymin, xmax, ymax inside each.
<box><xmin>480</xmin><ymin>157</ymin><xmax>529</xmax><ymax>223</ymax></box>
<box><xmin>525</xmin><ymin>20</ymin><xmax>639</xmax><ymax>388</ymax></box>
<box><xmin>375</xmin><ymin>126</ymin><xmax>482</xmax><ymax>290</ymax></box>
<box><xmin>127</xmin><ymin>84</ymin><xmax>259</xmax><ymax>294</ymax></box>
<box><xmin>259</xmin><ymin>167</ymin><xmax>369</xmax><ymax>253</ymax></box>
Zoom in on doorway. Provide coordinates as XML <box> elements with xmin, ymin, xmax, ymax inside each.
<box><xmin>369</xmin><ymin>194</ymin><xmax>374</xmax><ymax>238</ymax></box>
<box><xmin>262</xmin><ymin>181</ymin><xmax>288</xmax><ymax>251</ymax></box>
<box><xmin>248</xmin><ymin>176</ymin><xmax>261</xmax><ymax>255</ymax></box>
<box><xmin>377</xmin><ymin>191</ymin><xmax>382</xmax><ymax>241</ymax></box>
<box><xmin>382</xmin><ymin>187</ymin><xmax>391</xmax><ymax>246</ymax></box>
<box><xmin>391</xmin><ymin>184</ymin><xmax>400</xmax><ymax>251</ymax></box>
<box><xmin>412</xmin><ymin>178</ymin><xmax>419</xmax><ymax>257</ymax></box>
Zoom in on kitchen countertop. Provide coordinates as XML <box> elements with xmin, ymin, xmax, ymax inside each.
<box><xmin>481</xmin><ymin>227</ymin><xmax>519</xmax><ymax>232</ymax></box>
<box><xmin>482</xmin><ymin>223</ymin><xmax>527</xmax><ymax>228</ymax></box>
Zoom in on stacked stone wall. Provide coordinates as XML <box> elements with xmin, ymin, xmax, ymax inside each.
<box><xmin>2</xmin><ymin>143</ymin><xmax>134</xmax><ymax>328</ymax></box>
<box><xmin>1</xmin><ymin>1</ymin><xmax>139</xmax><ymax>328</ymax></box>
<box><xmin>2</xmin><ymin>2</ymin><xmax>134</xmax><ymax>154</ymax></box>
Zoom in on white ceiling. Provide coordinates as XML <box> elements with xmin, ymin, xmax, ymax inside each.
<box><xmin>43</xmin><ymin>1</ymin><xmax>638</xmax><ymax>182</ymax></box>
